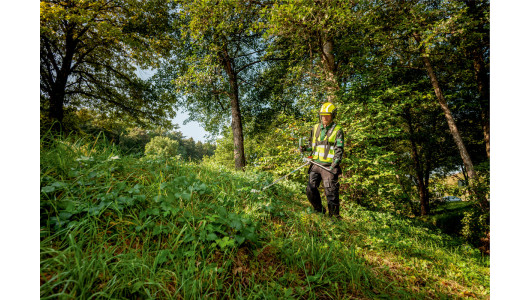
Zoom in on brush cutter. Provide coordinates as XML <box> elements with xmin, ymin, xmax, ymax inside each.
<box><xmin>305</xmin><ymin>158</ymin><xmax>337</xmax><ymax>174</ymax></box>
<box><xmin>299</xmin><ymin>137</ymin><xmax>337</xmax><ymax>175</ymax></box>
<box><xmin>250</xmin><ymin>138</ymin><xmax>336</xmax><ymax>193</ymax></box>
<box><xmin>250</xmin><ymin>160</ymin><xmax>311</xmax><ymax>193</ymax></box>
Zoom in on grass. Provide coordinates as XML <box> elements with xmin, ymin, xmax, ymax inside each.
<box><xmin>420</xmin><ymin>201</ymin><xmax>474</xmax><ymax>236</ymax></box>
<box><xmin>40</xmin><ymin>135</ymin><xmax>489</xmax><ymax>299</ymax></box>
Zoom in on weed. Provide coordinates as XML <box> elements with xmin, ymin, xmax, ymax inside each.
<box><xmin>41</xmin><ymin>135</ymin><xmax>489</xmax><ymax>299</ymax></box>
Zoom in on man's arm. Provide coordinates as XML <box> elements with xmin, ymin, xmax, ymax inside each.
<box><xmin>299</xmin><ymin>127</ymin><xmax>314</xmax><ymax>153</ymax></box>
<box><xmin>306</xmin><ymin>127</ymin><xmax>313</xmax><ymax>152</ymax></box>
<box><xmin>331</xmin><ymin>129</ymin><xmax>344</xmax><ymax>168</ymax></box>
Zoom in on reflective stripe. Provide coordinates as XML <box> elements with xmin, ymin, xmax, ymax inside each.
<box><xmin>319</xmin><ymin>102</ymin><xmax>336</xmax><ymax>115</ymax></box>
<box><xmin>314</xmin><ymin>153</ymin><xmax>335</xmax><ymax>160</ymax></box>
<box><xmin>316</xmin><ymin>145</ymin><xmax>334</xmax><ymax>151</ymax></box>
<box><xmin>314</xmin><ymin>145</ymin><xmax>335</xmax><ymax>161</ymax></box>
<box><xmin>311</xmin><ymin>123</ymin><xmax>342</xmax><ymax>163</ymax></box>
<box><xmin>313</xmin><ymin>153</ymin><xmax>335</xmax><ymax>161</ymax></box>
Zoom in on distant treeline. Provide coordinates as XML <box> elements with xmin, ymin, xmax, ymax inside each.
<box><xmin>41</xmin><ymin>108</ymin><xmax>215</xmax><ymax>161</ymax></box>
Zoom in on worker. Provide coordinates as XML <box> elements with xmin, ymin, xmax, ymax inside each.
<box><xmin>299</xmin><ymin>102</ymin><xmax>344</xmax><ymax>219</ymax></box>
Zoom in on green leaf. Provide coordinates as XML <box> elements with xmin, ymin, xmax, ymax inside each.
<box><xmin>41</xmin><ymin>186</ymin><xmax>56</xmax><ymax>193</ymax></box>
<box><xmin>132</xmin><ymin>281</ymin><xmax>144</xmax><ymax>293</ymax></box>
<box><xmin>235</xmin><ymin>235</ymin><xmax>245</xmax><ymax>244</ymax></box>
<box><xmin>51</xmin><ymin>181</ymin><xmax>68</xmax><ymax>188</ymax></box>
<box><xmin>58</xmin><ymin>212</ymin><xmax>72</xmax><ymax>220</ymax></box>
<box><xmin>229</xmin><ymin>219</ymin><xmax>242</xmax><ymax>231</ymax></box>
<box><xmin>133</xmin><ymin>195</ymin><xmax>146</xmax><ymax>202</ymax></box>
<box><xmin>146</xmin><ymin>208</ymin><xmax>160</xmax><ymax>216</ymax></box>
<box><xmin>206</xmin><ymin>233</ymin><xmax>218</xmax><ymax>241</ymax></box>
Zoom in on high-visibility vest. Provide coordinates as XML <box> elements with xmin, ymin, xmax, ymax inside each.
<box><xmin>311</xmin><ymin>123</ymin><xmax>342</xmax><ymax>163</ymax></box>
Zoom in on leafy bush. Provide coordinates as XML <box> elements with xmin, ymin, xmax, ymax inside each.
<box><xmin>461</xmin><ymin>209</ymin><xmax>489</xmax><ymax>244</ymax></box>
<box><xmin>461</xmin><ymin>164</ymin><xmax>490</xmax><ymax>252</ymax></box>
<box><xmin>119</xmin><ymin>127</ymin><xmax>150</xmax><ymax>155</ymax></box>
<box><xmin>208</xmin><ymin>115</ymin><xmax>310</xmax><ymax>185</ymax></box>
<box><xmin>205</xmin><ymin>128</ymin><xmax>236</xmax><ymax>168</ymax></box>
<box><xmin>41</xmin><ymin>134</ymin><xmax>489</xmax><ymax>299</ymax></box>
<box><xmin>144</xmin><ymin>136</ymin><xmax>179</xmax><ymax>159</ymax></box>
<box><xmin>182</xmin><ymin>206</ymin><xmax>259</xmax><ymax>250</ymax></box>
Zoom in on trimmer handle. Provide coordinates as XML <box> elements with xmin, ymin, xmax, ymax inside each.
<box><xmin>298</xmin><ymin>137</ymin><xmax>303</xmax><ymax>155</ymax></box>
<box><xmin>304</xmin><ymin>158</ymin><xmax>337</xmax><ymax>175</ymax></box>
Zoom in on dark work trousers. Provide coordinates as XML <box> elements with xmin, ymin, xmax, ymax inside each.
<box><xmin>306</xmin><ymin>164</ymin><xmax>342</xmax><ymax>216</ymax></box>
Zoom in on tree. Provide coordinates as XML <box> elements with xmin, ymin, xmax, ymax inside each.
<box><xmin>267</xmin><ymin>0</ymin><xmax>361</xmax><ymax>103</ymax></box>
<box><xmin>40</xmin><ymin>0</ymin><xmax>177</xmax><ymax>131</ymax></box>
<box><xmin>399</xmin><ymin>99</ymin><xmax>456</xmax><ymax>215</ymax></box>
<box><xmin>359</xmin><ymin>0</ymin><xmax>485</xmax><ymax>182</ymax></box>
<box><xmin>454</xmin><ymin>0</ymin><xmax>490</xmax><ymax>158</ymax></box>
<box><xmin>166</xmin><ymin>0</ymin><xmax>271</xmax><ymax>170</ymax></box>
<box><xmin>144</xmin><ymin>136</ymin><xmax>179</xmax><ymax>159</ymax></box>
<box><xmin>350</xmin><ymin>0</ymin><xmax>490</xmax><ymax>215</ymax></box>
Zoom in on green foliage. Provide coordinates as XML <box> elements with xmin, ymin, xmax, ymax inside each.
<box><xmin>246</xmin><ymin>114</ymin><xmax>309</xmax><ymax>180</ymax></box>
<box><xmin>461</xmin><ymin>209</ymin><xmax>489</xmax><ymax>244</ymax></box>
<box><xmin>41</xmin><ymin>135</ymin><xmax>489</xmax><ymax>299</ymax></box>
<box><xmin>177</xmin><ymin>137</ymin><xmax>216</xmax><ymax>162</ymax></box>
<box><xmin>422</xmin><ymin>201</ymin><xmax>474</xmax><ymax>236</ymax></box>
<box><xmin>40</xmin><ymin>0</ymin><xmax>178</xmax><ymax>130</ymax></box>
<box><xmin>209</xmin><ymin>114</ymin><xmax>311</xmax><ymax>186</ymax></box>
<box><xmin>158</xmin><ymin>0</ymin><xmax>270</xmax><ymax>136</ymax></box>
<box><xmin>182</xmin><ymin>206</ymin><xmax>259</xmax><ymax>250</ymax></box>
<box><xmin>119</xmin><ymin>127</ymin><xmax>151</xmax><ymax>155</ymax></box>
<box><xmin>40</xmin><ymin>0</ymin><xmax>492</xmax><ymax>296</ymax></box>
<box><xmin>42</xmin><ymin>107</ymin><xmax>215</xmax><ymax>161</ymax></box>
<box><xmin>144</xmin><ymin>136</ymin><xmax>179</xmax><ymax>159</ymax></box>
<box><xmin>461</xmin><ymin>164</ymin><xmax>490</xmax><ymax>249</ymax></box>
<box><xmin>266</xmin><ymin>0</ymin><xmax>361</xmax><ymax>100</ymax></box>
<box><xmin>205</xmin><ymin>128</ymin><xmax>236</xmax><ymax>168</ymax></box>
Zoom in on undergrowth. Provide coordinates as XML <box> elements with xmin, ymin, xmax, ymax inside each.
<box><xmin>40</xmin><ymin>135</ymin><xmax>489</xmax><ymax>299</ymax></box>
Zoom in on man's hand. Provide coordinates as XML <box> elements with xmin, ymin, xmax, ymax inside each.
<box><xmin>299</xmin><ymin>146</ymin><xmax>305</xmax><ymax>153</ymax></box>
<box><xmin>330</xmin><ymin>159</ymin><xmax>340</xmax><ymax>170</ymax></box>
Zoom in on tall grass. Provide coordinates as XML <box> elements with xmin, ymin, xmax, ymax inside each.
<box><xmin>41</xmin><ymin>134</ymin><xmax>489</xmax><ymax>299</ymax></box>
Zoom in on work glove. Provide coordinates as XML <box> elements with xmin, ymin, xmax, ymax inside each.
<box><xmin>300</xmin><ymin>146</ymin><xmax>312</xmax><ymax>153</ymax></box>
<box><xmin>330</xmin><ymin>159</ymin><xmax>340</xmax><ymax>170</ymax></box>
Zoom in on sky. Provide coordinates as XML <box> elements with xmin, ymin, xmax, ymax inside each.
<box><xmin>136</xmin><ymin>68</ymin><xmax>210</xmax><ymax>143</ymax></box>
<box><xmin>1</xmin><ymin>1</ymin><xmax>530</xmax><ymax>298</ymax></box>
<box><xmin>172</xmin><ymin>111</ymin><xmax>210</xmax><ymax>142</ymax></box>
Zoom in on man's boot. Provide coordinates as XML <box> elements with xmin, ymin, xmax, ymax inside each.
<box><xmin>328</xmin><ymin>204</ymin><xmax>342</xmax><ymax>220</ymax></box>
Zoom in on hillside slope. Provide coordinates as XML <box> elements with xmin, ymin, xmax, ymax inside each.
<box><xmin>40</xmin><ymin>138</ymin><xmax>489</xmax><ymax>299</ymax></box>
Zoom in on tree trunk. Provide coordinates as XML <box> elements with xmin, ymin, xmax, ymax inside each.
<box><xmin>49</xmin><ymin>85</ymin><xmax>66</xmax><ymax>125</ymax></box>
<box><xmin>47</xmin><ymin>25</ymin><xmax>77</xmax><ymax>131</ymax></box>
<box><xmin>423</xmin><ymin>151</ymin><xmax>432</xmax><ymax>215</ymax></box>
<box><xmin>219</xmin><ymin>47</ymin><xmax>246</xmax><ymax>170</ymax></box>
<box><xmin>418</xmin><ymin>179</ymin><xmax>429</xmax><ymax>216</ymax></box>
<box><xmin>321</xmin><ymin>35</ymin><xmax>339</xmax><ymax>103</ymax></box>
<box><xmin>413</xmin><ymin>32</ymin><xmax>477</xmax><ymax>180</ymax></box>
<box><xmin>404</xmin><ymin>107</ymin><xmax>429</xmax><ymax>215</ymax></box>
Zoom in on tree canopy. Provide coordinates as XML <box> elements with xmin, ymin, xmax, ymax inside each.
<box><xmin>40</xmin><ymin>0</ymin><xmax>178</xmax><ymax>130</ymax></box>
<box><xmin>40</xmin><ymin>0</ymin><xmax>490</xmax><ymax>219</ymax></box>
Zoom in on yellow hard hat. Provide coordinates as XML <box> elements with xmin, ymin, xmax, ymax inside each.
<box><xmin>319</xmin><ymin>102</ymin><xmax>337</xmax><ymax>118</ymax></box>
